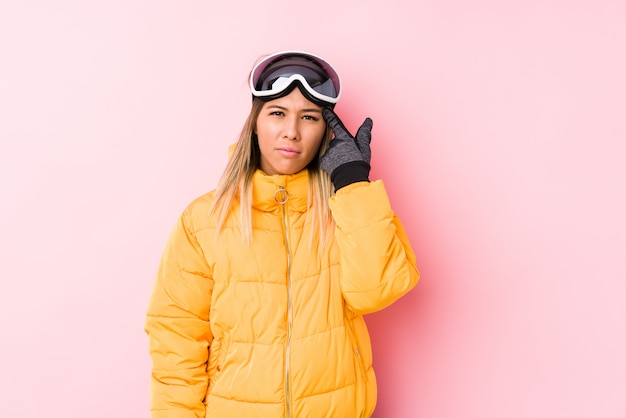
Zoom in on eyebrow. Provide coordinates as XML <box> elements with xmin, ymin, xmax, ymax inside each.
<box><xmin>266</xmin><ymin>105</ymin><xmax>322</xmax><ymax>113</ymax></box>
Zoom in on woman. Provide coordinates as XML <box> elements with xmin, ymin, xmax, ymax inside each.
<box><xmin>145</xmin><ymin>50</ymin><xmax>419</xmax><ymax>418</ymax></box>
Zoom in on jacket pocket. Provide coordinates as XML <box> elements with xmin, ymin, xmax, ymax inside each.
<box><xmin>345</xmin><ymin>318</ymin><xmax>368</xmax><ymax>417</ymax></box>
<box><xmin>345</xmin><ymin>309</ymin><xmax>380</xmax><ymax>418</ymax></box>
<box><xmin>206</xmin><ymin>334</ymin><xmax>230</xmax><ymax>397</ymax></box>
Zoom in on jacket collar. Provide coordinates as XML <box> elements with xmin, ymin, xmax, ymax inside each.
<box><xmin>252</xmin><ymin>169</ymin><xmax>310</xmax><ymax>213</ymax></box>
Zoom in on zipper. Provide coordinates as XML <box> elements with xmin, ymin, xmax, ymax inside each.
<box><xmin>275</xmin><ymin>186</ymin><xmax>293</xmax><ymax>418</ymax></box>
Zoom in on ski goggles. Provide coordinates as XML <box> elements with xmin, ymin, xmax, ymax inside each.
<box><xmin>249</xmin><ymin>51</ymin><xmax>341</xmax><ymax>106</ymax></box>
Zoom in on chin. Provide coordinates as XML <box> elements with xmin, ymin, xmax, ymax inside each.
<box><xmin>280</xmin><ymin>165</ymin><xmax>305</xmax><ymax>175</ymax></box>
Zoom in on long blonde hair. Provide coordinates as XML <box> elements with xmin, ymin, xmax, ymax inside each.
<box><xmin>210</xmin><ymin>98</ymin><xmax>335</xmax><ymax>246</ymax></box>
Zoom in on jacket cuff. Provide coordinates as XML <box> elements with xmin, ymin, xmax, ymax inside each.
<box><xmin>331</xmin><ymin>161</ymin><xmax>371</xmax><ymax>191</ymax></box>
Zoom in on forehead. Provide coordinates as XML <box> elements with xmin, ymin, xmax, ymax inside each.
<box><xmin>261</xmin><ymin>88</ymin><xmax>322</xmax><ymax>111</ymax></box>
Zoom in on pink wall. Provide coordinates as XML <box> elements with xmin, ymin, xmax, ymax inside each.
<box><xmin>1</xmin><ymin>1</ymin><xmax>625</xmax><ymax>417</ymax></box>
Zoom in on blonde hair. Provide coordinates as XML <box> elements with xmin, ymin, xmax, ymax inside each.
<box><xmin>210</xmin><ymin>98</ymin><xmax>335</xmax><ymax>247</ymax></box>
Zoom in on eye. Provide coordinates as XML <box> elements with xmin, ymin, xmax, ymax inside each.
<box><xmin>302</xmin><ymin>114</ymin><xmax>320</xmax><ymax>121</ymax></box>
<box><xmin>270</xmin><ymin>111</ymin><xmax>285</xmax><ymax>117</ymax></box>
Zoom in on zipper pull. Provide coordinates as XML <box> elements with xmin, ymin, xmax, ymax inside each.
<box><xmin>274</xmin><ymin>186</ymin><xmax>290</xmax><ymax>205</ymax></box>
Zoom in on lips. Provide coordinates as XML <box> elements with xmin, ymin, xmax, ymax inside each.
<box><xmin>276</xmin><ymin>147</ymin><xmax>301</xmax><ymax>158</ymax></box>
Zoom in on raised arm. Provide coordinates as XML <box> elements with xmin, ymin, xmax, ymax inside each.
<box><xmin>330</xmin><ymin>180</ymin><xmax>419</xmax><ymax>314</ymax></box>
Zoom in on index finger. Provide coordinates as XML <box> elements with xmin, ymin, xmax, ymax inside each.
<box><xmin>322</xmin><ymin>108</ymin><xmax>351</xmax><ymax>138</ymax></box>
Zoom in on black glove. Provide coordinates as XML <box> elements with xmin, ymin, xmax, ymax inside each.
<box><xmin>320</xmin><ymin>108</ymin><xmax>373</xmax><ymax>191</ymax></box>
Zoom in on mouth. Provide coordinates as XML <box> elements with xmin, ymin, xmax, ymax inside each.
<box><xmin>276</xmin><ymin>147</ymin><xmax>301</xmax><ymax>157</ymax></box>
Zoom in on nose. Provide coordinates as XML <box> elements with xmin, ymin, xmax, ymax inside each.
<box><xmin>282</xmin><ymin>114</ymin><xmax>300</xmax><ymax>141</ymax></box>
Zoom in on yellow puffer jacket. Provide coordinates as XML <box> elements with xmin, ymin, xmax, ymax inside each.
<box><xmin>145</xmin><ymin>169</ymin><xmax>419</xmax><ymax>418</ymax></box>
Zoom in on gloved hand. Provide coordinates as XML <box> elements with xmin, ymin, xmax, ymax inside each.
<box><xmin>320</xmin><ymin>108</ymin><xmax>373</xmax><ymax>191</ymax></box>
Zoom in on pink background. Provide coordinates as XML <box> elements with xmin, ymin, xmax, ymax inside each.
<box><xmin>1</xmin><ymin>1</ymin><xmax>625</xmax><ymax>417</ymax></box>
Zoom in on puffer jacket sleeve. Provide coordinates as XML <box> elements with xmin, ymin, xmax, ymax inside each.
<box><xmin>329</xmin><ymin>180</ymin><xmax>419</xmax><ymax>315</ymax></box>
<box><xmin>145</xmin><ymin>207</ymin><xmax>214</xmax><ymax>418</ymax></box>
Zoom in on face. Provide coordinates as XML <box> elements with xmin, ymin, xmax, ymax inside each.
<box><xmin>255</xmin><ymin>88</ymin><xmax>326</xmax><ymax>176</ymax></box>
